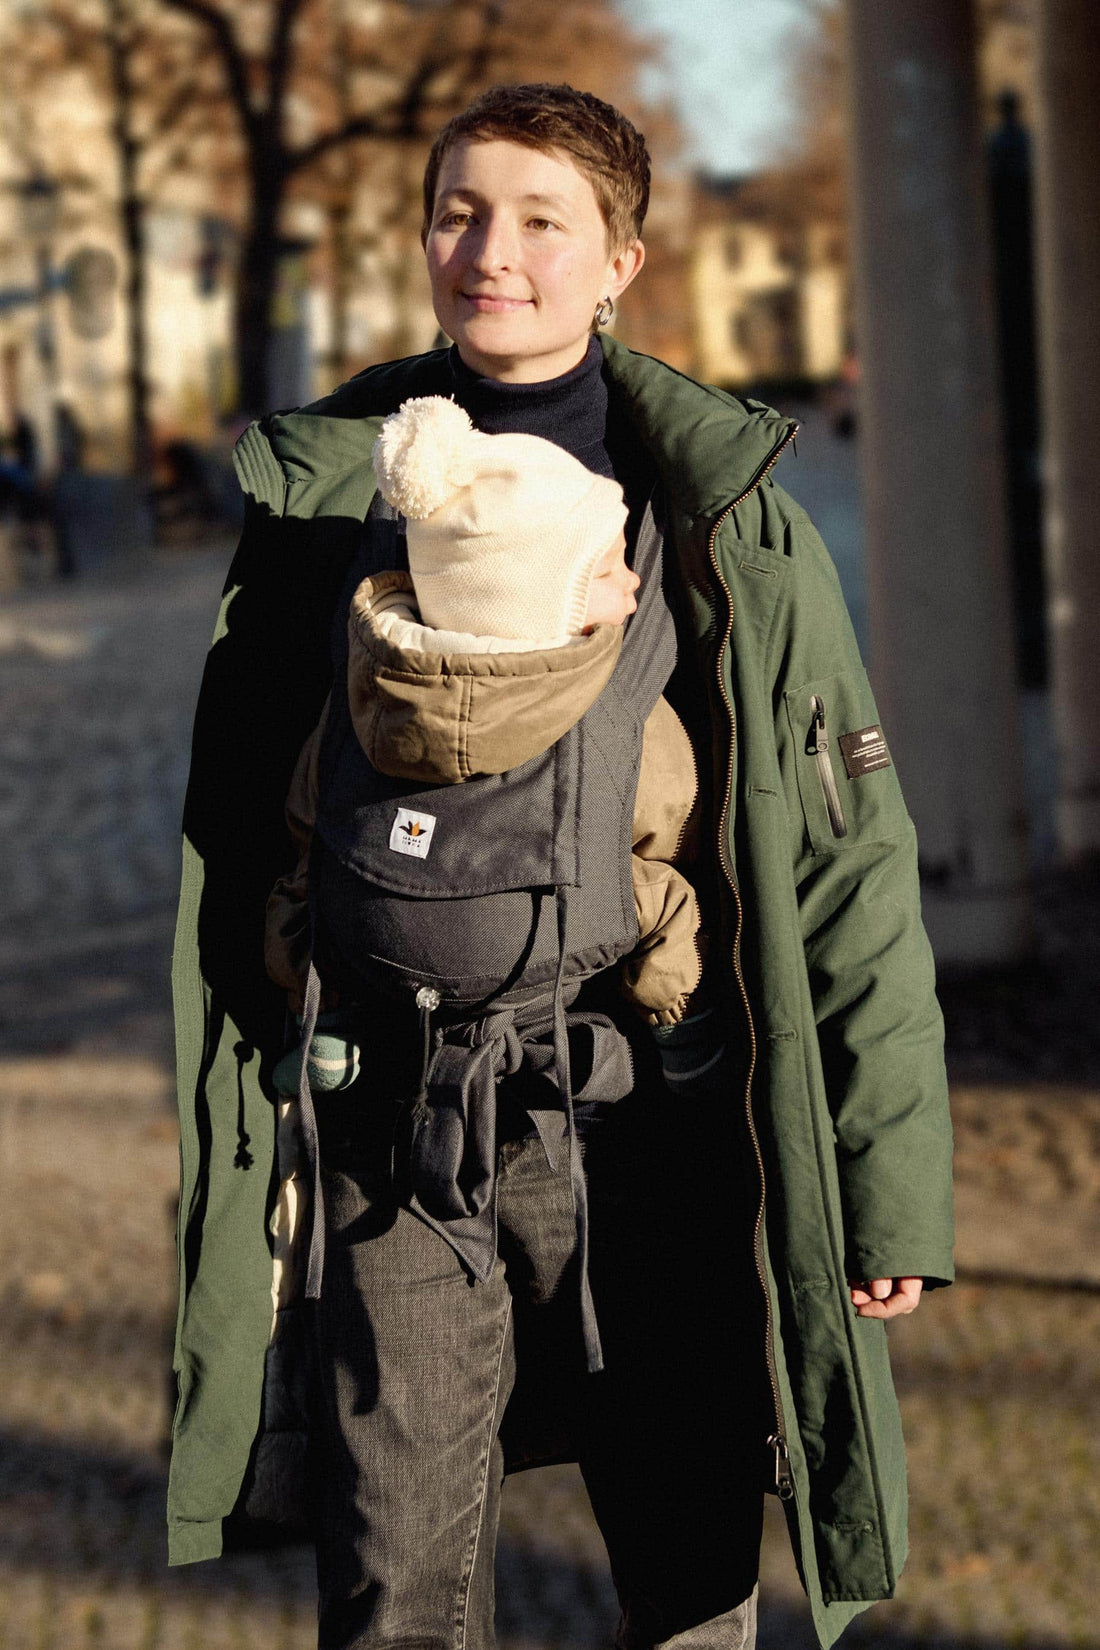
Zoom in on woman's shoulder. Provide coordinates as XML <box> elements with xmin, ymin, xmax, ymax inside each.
<box><xmin>232</xmin><ymin>348</ymin><xmax>453</xmax><ymax>507</ymax></box>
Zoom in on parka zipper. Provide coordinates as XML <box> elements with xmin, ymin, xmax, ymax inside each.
<box><xmin>705</xmin><ymin>419</ymin><xmax>799</xmax><ymax>1503</ymax></box>
<box><xmin>808</xmin><ymin>696</ymin><xmax>848</xmax><ymax>839</ymax></box>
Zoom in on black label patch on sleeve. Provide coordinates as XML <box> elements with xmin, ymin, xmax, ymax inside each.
<box><xmin>838</xmin><ymin>725</ymin><xmax>892</xmax><ymax>779</ymax></box>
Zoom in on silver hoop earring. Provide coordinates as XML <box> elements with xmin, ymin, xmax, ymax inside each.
<box><xmin>594</xmin><ymin>296</ymin><xmax>614</xmax><ymax>327</ymax></box>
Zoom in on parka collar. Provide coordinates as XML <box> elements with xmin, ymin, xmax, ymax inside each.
<box><xmin>258</xmin><ymin>333</ymin><xmax>795</xmax><ymax>523</ymax></box>
<box><xmin>595</xmin><ymin>334</ymin><xmax>795</xmax><ymax>519</ymax></box>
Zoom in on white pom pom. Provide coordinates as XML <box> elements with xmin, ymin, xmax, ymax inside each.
<box><xmin>371</xmin><ymin>396</ymin><xmax>479</xmax><ymax>518</ymax></box>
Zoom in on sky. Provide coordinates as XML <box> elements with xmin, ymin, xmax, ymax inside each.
<box><xmin>619</xmin><ymin>0</ymin><xmax>814</xmax><ymax>178</ymax></box>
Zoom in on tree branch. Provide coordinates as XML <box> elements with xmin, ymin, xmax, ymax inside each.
<box><xmin>453</xmin><ymin>0</ymin><xmax>507</xmax><ymax>96</ymax></box>
<box><xmin>267</xmin><ymin>0</ymin><xmax>308</xmax><ymax>140</ymax></box>
<box><xmin>284</xmin><ymin>107</ymin><xmax>390</xmax><ymax>174</ymax></box>
<box><xmin>159</xmin><ymin>0</ymin><xmax>259</xmax><ymax>145</ymax></box>
<box><xmin>142</xmin><ymin>110</ymin><xmax>235</xmax><ymax>196</ymax></box>
<box><xmin>285</xmin><ymin>35</ymin><xmax>473</xmax><ymax>179</ymax></box>
<box><xmin>144</xmin><ymin>72</ymin><xmax>204</xmax><ymax>143</ymax></box>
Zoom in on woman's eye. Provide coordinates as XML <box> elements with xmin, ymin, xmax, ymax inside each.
<box><xmin>437</xmin><ymin>211</ymin><xmax>555</xmax><ymax>231</ymax></box>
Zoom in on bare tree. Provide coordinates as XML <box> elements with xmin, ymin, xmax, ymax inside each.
<box><xmin>745</xmin><ymin>0</ymin><xmax>849</xmax><ymax>239</ymax></box>
<box><xmin>155</xmin><ymin>0</ymin><xmax>677</xmax><ymax>414</ymax></box>
<box><xmin>17</xmin><ymin>0</ymin><xmax>213</xmax><ymax>475</ymax></box>
<box><xmin>152</xmin><ymin>0</ymin><xmax>510</xmax><ymax>415</ymax></box>
<box><xmin>18</xmin><ymin>0</ymin><xmax>684</xmax><ymax>430</ymax></box>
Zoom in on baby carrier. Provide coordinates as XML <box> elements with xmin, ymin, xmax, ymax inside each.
<box><xmin>296</xmin><ymin>486</ymin><xmax>676</xmax><ymax>1371</ymax></box>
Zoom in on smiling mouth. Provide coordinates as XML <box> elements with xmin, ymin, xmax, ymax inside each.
<box><xmin>460</xmin><ymin>293</ymin><xmax>532</xmax><ymax>310</ymax></box>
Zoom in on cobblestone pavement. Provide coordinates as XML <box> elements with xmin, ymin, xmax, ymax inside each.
<box><xmin>1</xmin><ymin>540</ymin><xmax>1099</xmax><ymax>1648</ymax></box>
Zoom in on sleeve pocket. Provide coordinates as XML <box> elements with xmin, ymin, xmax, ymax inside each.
<box><xmin>783</xmin><ymin>671</ymin><xmax>912</xmax><ymax>855</ymax></box>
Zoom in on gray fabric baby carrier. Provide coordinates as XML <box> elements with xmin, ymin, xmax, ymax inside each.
<box><xmin>297</xmin><ymin>488</ymin><xmax>676</xmax><ymax>1371</ymax></box>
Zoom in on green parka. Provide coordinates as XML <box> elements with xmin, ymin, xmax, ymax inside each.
<box><xmin>169</xmin><ymin>333</ymin><xmax>954</xmax><ymax>1648</ymax></box>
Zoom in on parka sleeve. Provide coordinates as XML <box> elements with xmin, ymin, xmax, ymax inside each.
<box><xmin>767</xmin><ymin>490</ymin><xmax>955</xmax><ymax>1289</ymax></box>
<box><xmin>263</xmin><ymin>696</ymin><xmax>331</xmax><ymax>1015</ymax></box>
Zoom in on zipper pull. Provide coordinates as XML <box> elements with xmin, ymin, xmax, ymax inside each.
<box><xmin>413</xmin><ymin>985</ymin><xmax>441</xmax><ymax>1104</ymax></box>
<box><xmin>808</xmin><ymin>695</ymin><xmax>848</xmax><ymax>838</ymax></box>
<box><xmin>768</xmin><ymin>1432</ymin><xmax>795</xmax><ymax>1501</ymax></box>
<box><xmin>810</xmin><ymin>701</ymin><xmax>824</xmax><ymax>752</ymax></box>
<box><xmin>808</xmin><ymin>696</ymin><xmax>828</xmax><ymax>755</ymax></box>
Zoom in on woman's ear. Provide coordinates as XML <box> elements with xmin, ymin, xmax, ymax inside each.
<box><xmin>607</xmin><ymin>238</ymin><xmax>646</xmax><ymax>302</ymax></box>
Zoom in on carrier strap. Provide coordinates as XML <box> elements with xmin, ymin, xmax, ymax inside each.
<box><xmin>298</xmin><ymin>895</ymin><xmax>629</xmax><ymax>1371</ymax></box>
<box><xmin>299</xmin><ymin>958</ymin><xmax>325</xmax><ymax>1301</ymax></box>
<box><xmin>401</xmin><ymin>889</ymin><xmax>628</xmax><ymax>1373</ymax></box>
<box><xmin>554</xmin><ymin>884</ymin><xmax>604</xmax><ymax>1375</ymax></box>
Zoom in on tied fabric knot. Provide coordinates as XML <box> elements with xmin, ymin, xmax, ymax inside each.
<box><xmin>449</xmin><ymin>1007</ymin><xmax>528</xmax><ymax>1065</ymax></box>
<box><xmin>405</xmin><ymin>1007</ymin><xmax>527</xmax><ymax>1278</ymax></box>
<box><xmin>297</xmin><ymin>893</ymin><xmax>634</xmax><ymax>1374</ymax></box>
<box><xmin>404</xmin><ymin>1004</ymin><xmax>632</xmax><ymax>1290</ymax></box>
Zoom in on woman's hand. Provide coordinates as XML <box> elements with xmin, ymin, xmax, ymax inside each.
<box><xmin>847</xmin><ymin>1277</ymin><xmax>923</xmax><ymax>1319</ymax></box>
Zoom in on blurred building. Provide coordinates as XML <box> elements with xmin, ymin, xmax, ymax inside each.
<box><xmin>0</xmin><ymin>47</ymin><xmax>137</xmax><ymax>473</ymax></box>
<box><xmin>0</xmin><ymin>40</ymin><xmax>437</xmax><ymax>473</ymax></box>
<box><xmin>690</xmin><ymin>173</ymin><xmax>848</xmax><ymax>390</ymax></box>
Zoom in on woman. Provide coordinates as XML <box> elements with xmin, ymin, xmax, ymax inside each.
<box><xmin>169</xmin><ymin>82</ymin><xmax>954</xmax><ymax>1650</ymax></box>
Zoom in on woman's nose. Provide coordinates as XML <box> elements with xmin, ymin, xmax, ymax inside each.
<box><xmin>470</xmin><ymin>217</ymin><xmax>515</xmax><ymax>272</ymax></box>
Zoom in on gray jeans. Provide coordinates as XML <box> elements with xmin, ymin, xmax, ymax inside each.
<box><xmin>312</xmin><ymin>1053</ymin><xmax>767</xmax><ymax>1650</ymax></box>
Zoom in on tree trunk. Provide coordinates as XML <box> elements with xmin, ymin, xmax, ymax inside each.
<box><xmin>119</xmin><ymin>192</ymin><xmax>152</xmax><ymax>475</ymax></box>
<box><xmin>325</xmin><ymin>0</ymin><xmax>354</xmax><ymax>389</ymax></box>
<box><xmin>326</xmin><ymin>195</ymin><xmax>354</xmax><ymax>388</ymax></box>
<box><xmin>235</xmin><ymin>190</ymin><xmax>284</xmax><ymax>418</ymax></box>
<box><xmin>105</xmin><ymin>0</ymin><xmax>153</xmax><ymax>479</ymax></box>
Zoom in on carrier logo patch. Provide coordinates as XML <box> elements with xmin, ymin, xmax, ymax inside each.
<box><xmin>838</xmin><ymin>725</ymin><xmax>892</xmax><ymax>779</ymax></box>
<box><xmin>389</xmin><ymin>809</ymin><xmax>438</xmax><ymax>858</ymax></box>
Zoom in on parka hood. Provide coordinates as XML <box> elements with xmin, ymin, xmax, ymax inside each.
<box><xmin>233</xmin><ymin>334</ymin><xmax>796</xmax><ymax>524</ymax></box>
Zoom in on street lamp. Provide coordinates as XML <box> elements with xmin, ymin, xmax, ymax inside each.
<box><xmin>16</xmin><ymin>172</ymin><xmax>61</xmax><ymax>383</ymax></box>
<box><xmin>18</xmin><ymin>174</ymin><xmax>61</xmax><ymax>242</ymax></box>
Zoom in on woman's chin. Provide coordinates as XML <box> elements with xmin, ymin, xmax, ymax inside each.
<box><xmin>453</xmin><ymin>313</ymin><xmax>532</xmax><ymax>349</ymax></box>
<box><xmin>447</xmin><ymin>321</ymin><xmax>591</xmax><ymax>381</ymax></box>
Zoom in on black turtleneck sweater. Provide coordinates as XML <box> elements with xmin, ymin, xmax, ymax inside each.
<box><xmin>447</xmin><ymin>338</ymin><xmax>657</xmax><ymax>557</ymax></box>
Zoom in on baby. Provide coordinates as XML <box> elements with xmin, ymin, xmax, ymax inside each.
<box><xmin>266</xmin><ymin>396</ymin><xmax>724</xmax><ymax>1098</ymax></box>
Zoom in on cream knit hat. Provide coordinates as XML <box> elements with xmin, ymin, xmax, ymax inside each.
<box><xmin>371</xmin><ymin>396</ymin><xmax>629</xmax><ymax>643</ymax></box>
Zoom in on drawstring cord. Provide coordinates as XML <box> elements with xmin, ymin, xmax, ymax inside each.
<box><xmin>297</xmin><ymin>898</ymin><xmax>605</xmax><ymax>1374</ymax></box>
<box><xmin>552</xmin><ymin>884</ymin><xmax>604</xmax><ymax>1374</ymax></box>
<box><xmin>299</xmin><ymin>957</ymin><xmax>324</xmax><ymax>1301</ymax></box>
<box><xmin>414</xmin><ymin>984</ymin><xmax>441</xmax><ymax>1102</ymax></box>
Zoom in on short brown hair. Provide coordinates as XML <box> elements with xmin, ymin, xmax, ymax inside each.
<box><xmin>421</xmin><ymin>83</ymin><xmax>650</xmax><ymax>254</ymax></box>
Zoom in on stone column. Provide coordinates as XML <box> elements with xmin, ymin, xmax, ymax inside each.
<box><xmin>843</xmin><ymin>0</ymin><xmax>1031</xmax><ymax>965</ymax></box>
<box><xmin>1031</xmin><ymin>0</ymin><xmax>1100</xmax><ymax>857</ymax></box>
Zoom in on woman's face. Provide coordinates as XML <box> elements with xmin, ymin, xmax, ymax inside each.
<box><xmin>424</xmin><ymin>138</ymin><xmax>645</xmax><ymax>383</ymax></box>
